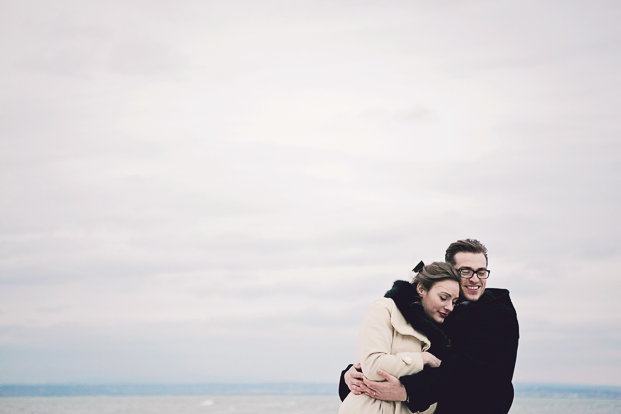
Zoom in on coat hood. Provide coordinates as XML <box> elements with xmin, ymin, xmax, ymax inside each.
<box><xmin>477</xmin><ymin>287</ymin><xmax>512</xmax><ymax>305</ymax></box>
<box><xmin>448</xmin><ymin>287</ymin><xmax>517</xmax><ymax>332</ymax></box>
<box><xmin>458</xmin><ymin>288</ymin><xmax>514</xmax><ymax>313</ymax></box>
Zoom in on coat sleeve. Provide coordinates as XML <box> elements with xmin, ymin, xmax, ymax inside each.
<box><xmin>358</xmin><ymin>299</ymin><xmax>425</xmax><ymax>382</ymax></box>
<box><xmin>338</xmin><ymin>364</ymin><xmax>354</xmax><ymax>402</ymax></box>
<box><xmin>401</xmin><ymin>303</ymin><xmax>519</xmax><ymax>413</ymax></box>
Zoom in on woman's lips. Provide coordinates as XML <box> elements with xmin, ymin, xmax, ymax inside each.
<box><xmin>439</xmin><ymin>312</ymin><xmax>448</xmax><ymax>318</ymax></box>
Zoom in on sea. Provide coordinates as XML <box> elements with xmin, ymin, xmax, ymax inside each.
<box><xmin>1</xmin><ymin>384</ymin><xmax>620</xmax><ymax>414</ymax></box>
<box><xmin>1</xmin><ymin>395</ymin><xmax>621</xmax><ymax>414</ymax></box>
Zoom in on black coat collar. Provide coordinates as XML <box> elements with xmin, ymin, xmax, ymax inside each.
<box><xmin>384</xmin><ymin>280</ymin><xmax>451</xmax><ymax>359</ymax></box>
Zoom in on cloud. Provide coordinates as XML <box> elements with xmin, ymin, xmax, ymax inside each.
<box><xmin>516</xmin><ymin>320</ymin><xmax>621</xmax><ymax>385</ymax></box>
<box><xmin>1</xmin><ymin>0</ymin><xmax>621</xmax><ymax>385</ymax></box>
<box><xmin>107</xmin><ymin>39</ymin><xmax>185</xmax><ymax>76</ymax></box>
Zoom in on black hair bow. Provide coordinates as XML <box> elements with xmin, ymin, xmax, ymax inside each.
<box><xmin>412</xmin><ymin>260</ymin><xmax>425</xmax><ymax>273</ymax></box>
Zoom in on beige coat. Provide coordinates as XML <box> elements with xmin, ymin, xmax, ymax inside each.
<box><xmin>339</xmin><ymin>298</ymin><xmax>437</xmax><ymax>414</ymax></box>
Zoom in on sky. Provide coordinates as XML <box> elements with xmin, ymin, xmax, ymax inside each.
<box><xmin>1</xmin><ymin>0</ymin><xmax>620</xmax><ymax>386</ymax></box>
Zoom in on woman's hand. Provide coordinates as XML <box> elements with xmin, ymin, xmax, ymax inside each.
<box><xmin>421</xmin><ymin>352</ymin><xmax>442</xmax><ymax>368</ymax></box>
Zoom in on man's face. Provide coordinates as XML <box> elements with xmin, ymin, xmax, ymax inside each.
<box><xmin>453</xmin><ymin>252</ymin><xmax>487</xmax><ymax>301</ymax></box>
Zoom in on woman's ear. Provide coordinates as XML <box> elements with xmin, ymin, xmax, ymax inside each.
<box><xmin>416</xmin><ymin>282</ymin><xmax>425</xmax><ymax>297</ymax></box>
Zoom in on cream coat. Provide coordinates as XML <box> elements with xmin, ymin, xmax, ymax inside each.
<box><xmin>339</xmin><ymin>298</ymin><xmax>437</xmax><ymax>414</ymax></box>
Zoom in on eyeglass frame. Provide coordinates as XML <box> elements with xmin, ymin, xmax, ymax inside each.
<box><xmin>457</xmin><ymin>267</ymin><xmax>491</xmax><ymax>279</ymax></box>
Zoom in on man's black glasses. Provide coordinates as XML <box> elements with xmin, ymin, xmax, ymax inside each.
<box><xmin>457</xmin><ymin>268</ymin><xmax>491</xmax><ymax>279</ymax></box>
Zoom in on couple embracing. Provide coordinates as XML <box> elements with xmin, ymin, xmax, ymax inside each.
<box><xmin>338</xmin><ymin>239</ymin><xmax>519</xmax><ymax>414</ymax></box>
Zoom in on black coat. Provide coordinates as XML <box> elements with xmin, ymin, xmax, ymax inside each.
<box><xmin>401</xmin><ymin>288</ymin><xmax>519</xmax><ymax>414</ymax></box>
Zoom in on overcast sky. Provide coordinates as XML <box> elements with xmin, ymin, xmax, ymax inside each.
<box><xmin>1</xmin><ymin>0</ymin><xmax>620</xmax><ymax>386</ymax></box>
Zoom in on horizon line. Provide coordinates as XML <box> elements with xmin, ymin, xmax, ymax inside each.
<box><xmin>1</xmin><ymin>381</ymin><xmax>620</xmax><ymax>387</ymax></box>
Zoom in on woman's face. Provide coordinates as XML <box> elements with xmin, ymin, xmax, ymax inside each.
<box><xmin>417</xmin><ymin>279</ymin><xmax>460</xmax><ymax>323</ymax></box>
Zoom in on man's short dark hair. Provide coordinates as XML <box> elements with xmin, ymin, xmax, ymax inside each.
<box><xmin>445</xmin><ymin>239</ymin><xmax>488</xmax><ymax>266</ymax></box>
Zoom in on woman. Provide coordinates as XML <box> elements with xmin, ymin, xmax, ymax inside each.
<box><xmin>338</xmin><ymin>262</ymin><xmax>461</xmax><ymax>414</ymax></box>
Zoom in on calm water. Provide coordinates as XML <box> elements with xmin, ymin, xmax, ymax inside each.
<box><xmin>1</xmin><ymin>395</ymin><xmax>620</xmax><ymax>414</ymax></box>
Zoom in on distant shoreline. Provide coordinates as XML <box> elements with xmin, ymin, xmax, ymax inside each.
<box><xmin>0</xmin><ymin>383</ymin><xmax>332</xmax><ymax>397</ymax></box>
<box><xmin>1</xmin><ymin>383</ymin><xmax>620</xmax><ymax>399</ymax></box>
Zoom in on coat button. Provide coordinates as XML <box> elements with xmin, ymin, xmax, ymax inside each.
<box><xmin>403</xmin><ymin>356</ymin><xmax>412</xmax><ymax>364</ymax></box>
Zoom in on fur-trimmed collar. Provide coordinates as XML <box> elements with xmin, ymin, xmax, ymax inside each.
<box><xmin>384</xmin><ymin>280</ymin><xmax>451</xmax><ymax>359</ymax></box>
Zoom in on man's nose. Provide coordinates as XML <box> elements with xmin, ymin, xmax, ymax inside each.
<box><xmin>468</xmin><ymin>273</ymin><xmax>480</xmax><ymax>281</ymax></box>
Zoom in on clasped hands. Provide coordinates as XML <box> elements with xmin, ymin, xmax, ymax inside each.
<box><xmin>344</xmin><ymin>363</ymin><xmax>407</xmax><ymax>402</ymax></box>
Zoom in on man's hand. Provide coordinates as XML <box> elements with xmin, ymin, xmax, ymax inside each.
<box><xmin>344</xmin><ymin>363</ymin><xmax>366</xmax><ymax>395</ymax></box>
<box><xmin>362</xmin><ymin>369</ymin><xmax>407</xmax><ymax>402</ymax></box>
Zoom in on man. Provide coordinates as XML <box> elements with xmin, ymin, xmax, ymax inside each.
<box><xmin>339</xmin><ymin>239</ymin><xmax>519</xmax><ymax>414</ymax></box>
